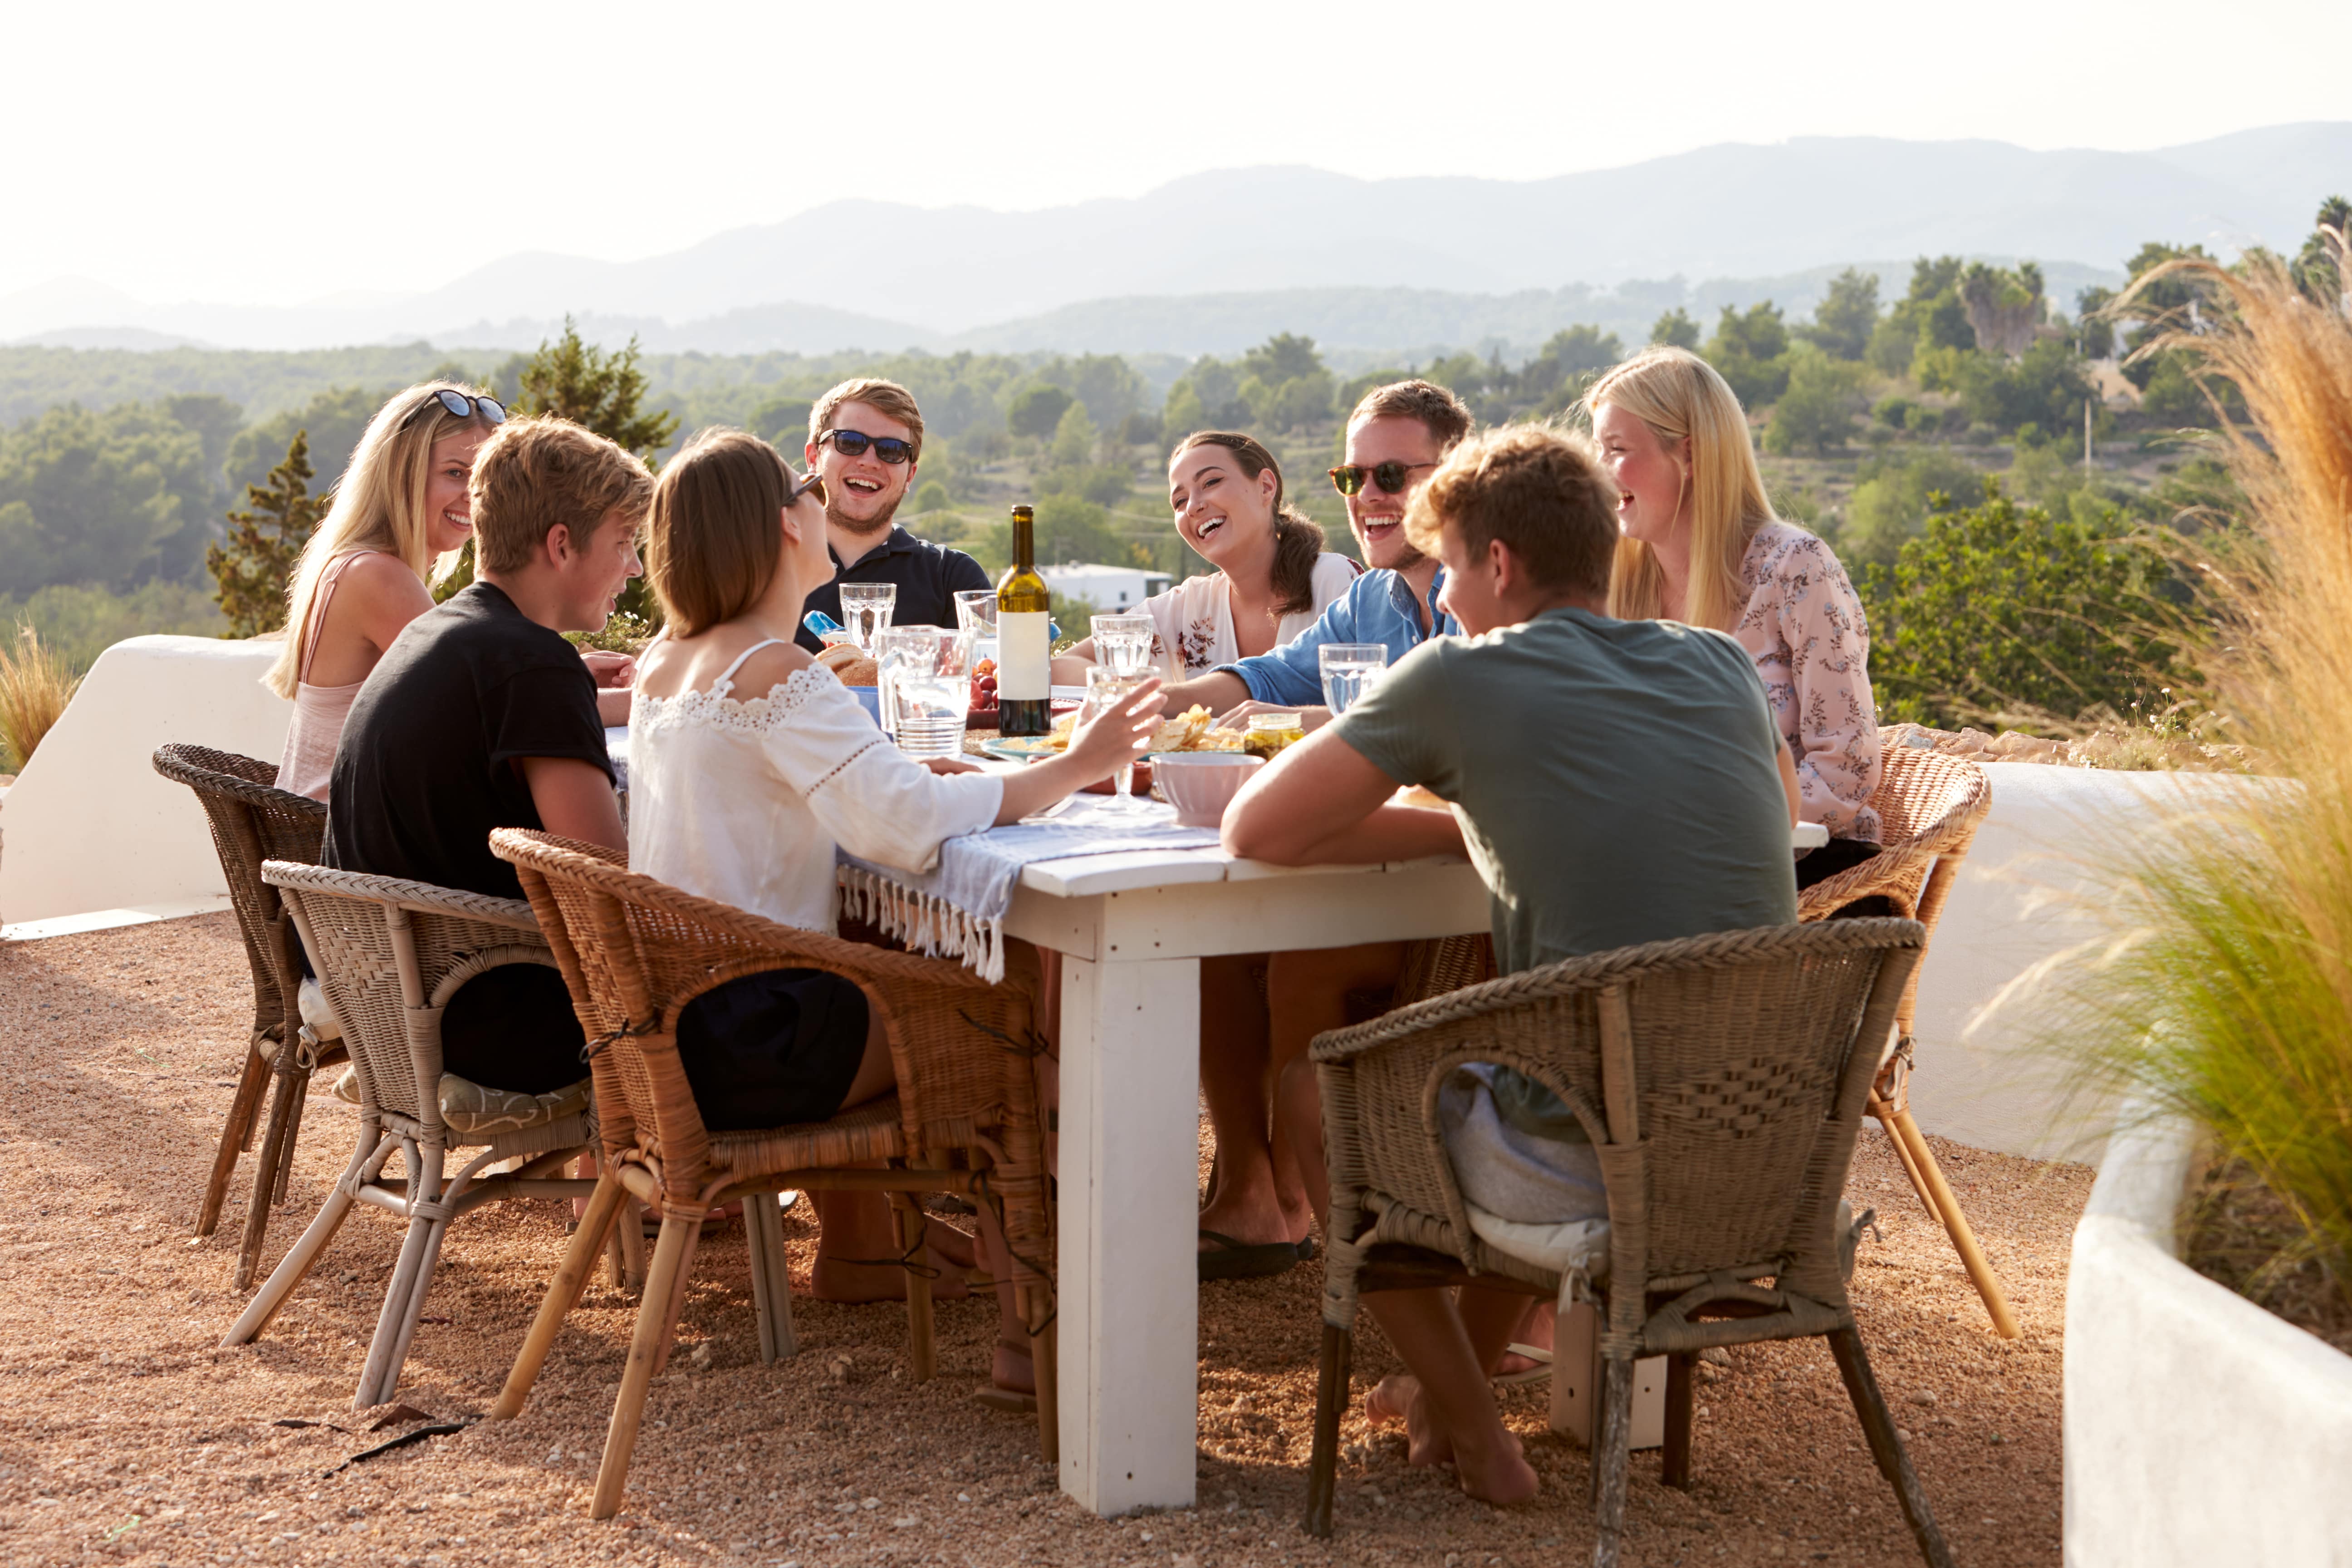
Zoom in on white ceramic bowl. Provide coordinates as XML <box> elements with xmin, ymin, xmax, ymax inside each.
<box><xmin>1153</xmin><ymin>753</ymin><xmax>1264</xmax><ymax>828</ymax></box>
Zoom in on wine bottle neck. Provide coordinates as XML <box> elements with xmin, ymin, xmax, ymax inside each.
<box><xmin>1013</xmin><ymin>515</ymin><xmax>1034</xmax><ymax>570</ymax></box>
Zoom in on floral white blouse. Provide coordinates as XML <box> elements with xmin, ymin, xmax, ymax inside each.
<box><xmin>1137</xmin><ymin>553</ymin><xmax>1360</xmax><ymax>676</ymax></box>
<box><xmin>1733</xmin><ymin>522</ymin><xmax>1883</xmax><ymax>843</ymax></box>
<box><xmin>628</xmin><ymin>652</ymin><xmax>1001</xmax><ymax>933</ymax></box>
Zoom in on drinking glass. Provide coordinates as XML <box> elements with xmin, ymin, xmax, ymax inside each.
<box><xmin>954</xmin><ymin>588</ymin><xmax>1000</xmax><ymax>671</ymax></box>
<box><xmin>1318</xmin><ymin>642</ymin><xmax>1389</xmax><ymax>715</ymax></box>
<box><xmin>1083</xmin><ymin>667</ymin><xmax>1152</xmax><ymax>809</ymax></box>
<box><xmin>837</xmin><ymin>583</ymin><xmax>897</xmax><ymax>652</ymax></box>
<box><xmin>1091</xmin><ymin>613</ymin><xmax>1157</xmax><ymax>677</ymax></box>
<box><xmin>882</xmin><ymin>627</ymin><xmax>975</xmax><ymax>760</ymax></box>
<box><xmin>871</xmin><ymin>625</ymin><xmax>932</xmax><ymax>739</ymax></box>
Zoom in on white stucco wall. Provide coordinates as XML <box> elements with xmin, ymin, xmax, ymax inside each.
<box><xmin>2065</xmin><ymin>1111</ymin><xmax>2352</xmax><ymax>1565</ymax></box>
<box><xmin>0</xmin><ymin>635</ymin><xmax>291</xmax><ymax>927</ymax></box>
<box><xmin>1901</xmin><ymin>761</ymin><xmax>2257</xmax><ymax>1162</ymax></box>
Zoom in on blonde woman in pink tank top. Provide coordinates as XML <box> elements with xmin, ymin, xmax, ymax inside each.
<box><xmin>269</xmin><ymin>383</ymin><xmax>637</xmax><ymax>799</ymax></box>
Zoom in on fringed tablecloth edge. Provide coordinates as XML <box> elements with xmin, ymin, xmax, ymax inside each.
<box><xmin>837</xmin><ymin>862</ymin><xmax>1007</xmax><ymax>983</ymax></box>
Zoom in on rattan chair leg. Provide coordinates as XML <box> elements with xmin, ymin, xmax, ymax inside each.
<box><xmin>357</xmin><ymin>1144</ymin><xmax>448</xmax><ymax>1410</ymax></box>
<box><xmin>235</xmin><ymin>1057</ymin><xmax>309</xmax><ymax>1289</ymax></box>
<box><xmin>272</xmin><ymin>1064</ymin><xmax>311</xmax><ymax>1205</ymax></box>
<box><xmin>614</xmin><ymin>1197</ymin><xmax>648</xmax><ymax>1294</ymax></box>
<box><xmin>198</xmin><ymin>1044</ymin><xmax>271</xmax><ymax>1237</ymax></box>
<box><xmin>1020</xmin><ymin>1281</ymin><xmax>1058</xmax><ymax>1465</ymax></box>
<box><xmin>1592</xmin><ymin>1355</ymin><xmax>1635</xmax><ymax>1568</ymax></box>
<box><xmin>892</xmin><ymin>1195</ymin><xmax>936</xmax><ymax>1382</ymax></box>
<box><xmin>1887</xmin><ymin>1109</ymin><xmax>2019</xmax><ymax>1338</ymax></box>
<box><xmin>223</xmin><ymin>1133</ymin><xmax>387</xmax><ymax>1345</ymax></box>
<box><xmin>745</xmin><ymin>1193</ymin><xmax>799</xmax><ymax>1365</ymax></box>
<box><xmin>1827</xmin><ymin>1327</ymin><xmax>1955</xmax><ymax>1568</ymax></box>
<box><xmin>1302</xmin><ymin>1322</ymin><xmax>1352</xmax><ymax>1538</ymax></box>
<box><xmin>1873</xmin><ymin>1102</ymin><xmax>1945</xmax><ymax>1226</ymax></box>
<box><xmin>1661</xmin><ymin>1352</ymin><xmax>1695</xmax><ymax>1489</ymax></box>
<box><xmin>647</xmin><ymin>1216</ymin><xmax>705</xmax><ymax>1379</ymax></box>
<box><xmin>494</xmin><ymin>1171</ymin><xmax>629</xmax><ymax>1421</ymax></box>
<box><xmin>592</xmin><ymin>1210</ymin><xmax>698</xmax><ymax>1520</ymax></box>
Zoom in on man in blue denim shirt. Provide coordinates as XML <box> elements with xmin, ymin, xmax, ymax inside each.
<box><xmin>1158</xmin><ymin>380</ymin><xmax>1472</xmax><ymax>720</ymax></box>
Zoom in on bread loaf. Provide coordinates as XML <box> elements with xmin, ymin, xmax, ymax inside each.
<box><xmin>816</xmin><ymin>643</ymin><xmax>879</xmax><ymax>686</ymax></box>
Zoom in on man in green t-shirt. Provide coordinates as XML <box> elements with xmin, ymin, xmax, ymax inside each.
<box><xmin>1225</xmin><ymin>423</ymin><xmax>1798</xmax><ymax>1505</ymax></box>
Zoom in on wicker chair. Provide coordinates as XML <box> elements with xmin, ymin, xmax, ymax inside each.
<box><xmin>1798</xmin><ymin>739</ymin><xmax>2016</xmax><ymax>1338</ymax></box>
<box><xmin>149</xmin><ymin>744</ymin><xmax>333</xmax><ymax>1289</ymax></box>
<box><xmin>221</xmin><ymin>862</ymin><xmax>599</xmax><ymax>1411</ymax></box>
<box><xmin>1302</xmin><ymin>919</ymin><xmax>1950</xmax><ymax>1568</ymax></box>
<box><xmin>482</xmin><ymin>829</ymin><xmax>1058</xmax><ymax>1520</ymax></box>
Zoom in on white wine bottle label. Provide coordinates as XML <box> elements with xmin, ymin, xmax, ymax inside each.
<box><xmin>996</xmin><ymin>611</ymin><xmax>1051</xmax><ymax>701</ymax></box>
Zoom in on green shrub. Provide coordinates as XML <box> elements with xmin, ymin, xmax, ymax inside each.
<box><xmin>1862</xmin><ymin>478</ymin><xmax>2192</xmax><ymax>726</ymax></box>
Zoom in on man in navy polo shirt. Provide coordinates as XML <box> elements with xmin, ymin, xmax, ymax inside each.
<box><xmin>1157</xmin><ymin>379</ymin><xmax>1473</xmax><ymax>723</ymax></box>
<box><xmin>792</xmin><ymin>377</ymin><xmax>991</xmax><ymax>652</ymax></box>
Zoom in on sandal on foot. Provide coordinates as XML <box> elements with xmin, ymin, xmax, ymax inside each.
<box><xmin>1198</xmin><ymin>1229</ymin><xmax>1301</xmax><ymax>1281</ymax></box>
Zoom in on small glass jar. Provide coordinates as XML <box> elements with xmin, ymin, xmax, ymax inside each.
<box><xmin>1243</xmin><ymin>711</ymin><xmax>1306</xmax><ymax>760</ymax></box>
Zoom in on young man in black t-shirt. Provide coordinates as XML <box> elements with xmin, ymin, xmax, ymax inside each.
<box><xmin>325</xmin><ymin>416</ymin><xmax>651</xmax><ymax>1093</ymax></box>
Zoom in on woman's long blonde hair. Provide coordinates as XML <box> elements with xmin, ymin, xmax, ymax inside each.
<box><xmin>1584</xmin><ymin>347</ymin><xmax>1777</xmax><ymax>630</ymax></box>
<box><xmin>265</xmin><ymin>381</ymin><xmax>504</xmax><ymax>698</ymax></box>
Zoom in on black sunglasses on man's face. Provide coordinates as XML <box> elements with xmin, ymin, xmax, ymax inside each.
<box><xmin>819</xmin><ymin>427</ymin><xmax>914</xmax><ymax>465</ymax></box>
<box><xmin>1329</xmin><ymin>460</ymin><xmax>1436</xmax><ymax>497</ymax></box>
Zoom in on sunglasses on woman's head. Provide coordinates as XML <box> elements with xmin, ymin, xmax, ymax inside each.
<box><xmin>401</xmin><ymin>388</ymin><xmax>507</xmax><ymax>431</ymax></box>
<box><xmin>789</xmin><ymin>470</ymin><xmax>828</xmax><ymax>508</ymax></box>
<box><xmin>1328</xmin><ymin>460</ymin><xmax>1436</xmax><ymax>497</ymax></box>
<box><xmin>818</xmin><ymin>427</ymin><xmax>914</xmax><ymax>465</ymax></box>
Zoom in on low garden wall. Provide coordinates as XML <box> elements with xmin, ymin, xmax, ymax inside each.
<box><xmin>0</xmin><ymin>635</ymin><xmax>289</xmax><ymax>929</ymax></box>
<box><xmin>2065</xmin><ymin>1109</ymin><xmax>2352</xmax><ymax>1564</ymax></box>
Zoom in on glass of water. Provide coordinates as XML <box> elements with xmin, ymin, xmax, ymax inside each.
<box><xmin>1091</xmin><ymin>613</ymin><xmax>1157</xmax><ymax>677</ymax></box>
<box><xmin>954</xmin><ymin>588</ymin><xmax>999</xmax><ymax>670</ymax></box>
<box><xmin>838</xmin><ymin>583</ymin><xmax>897</xmax><ymax>652</ymax></box>
<box><xmin>1318</xmin><ymin>642</ymin><xmax>1388</xmax><ymax>715</ymax></box>
<box><xmin>1083</xmin><ymin>667</ymin><xmax>1152</xmax><ymax>808</ymax></box>
<box><xmin>883</xmin><ymin>627</ymin><xmax>975</xmax><ymax>760</ymax></box>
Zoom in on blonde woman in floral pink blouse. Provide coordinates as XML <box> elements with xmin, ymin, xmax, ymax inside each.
<box><xmin>1588</xmin><ymin>347</ymin><xmax>1885</xmax><ymax>879</ymax></box>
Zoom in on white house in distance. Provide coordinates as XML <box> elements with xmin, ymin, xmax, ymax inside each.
<box><xmin>1040</xmin><ymin>563</ymin><xmax>1173</xmax><ymax>611</ymax></box>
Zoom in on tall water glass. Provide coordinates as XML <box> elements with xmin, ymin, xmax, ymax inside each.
<box><xmin>1318</xmin><ymin>642</ymin><xmax>1389</xmax><ymax>715</ymax></box>
<box><xmin>838</xmin><ymin>583</ymin><xmax>897</xmax><ymax>652</ymax></box>
<box><xmin>1091</xmin><ymin>613</ymin><xmax>1157</xmax><ymax>677</ymax></box>
<box><xmin>954</xmin><ymin>588</ymin><xmax>999</xmax><ymax>670</ymax></box>
<box><xmin>871</xmin><ymin>625</ymin><xmax>928</xmax><ymax>739</ymax></box>
<box><xmin>1083</xmin><ymin>667</ymin><xmax>1150</xmax><ymax>808</ymax></box>
<box><xmin>884</xmin><ymin>627</ymin><xmax>976</xmax><ymax>760</ymax></box>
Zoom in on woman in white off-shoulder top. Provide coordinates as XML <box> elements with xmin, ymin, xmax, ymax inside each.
<box><xmin>629</xmin><ymin>427</ymin><xmax>1160</xmax><ymax>1400</ymax></box>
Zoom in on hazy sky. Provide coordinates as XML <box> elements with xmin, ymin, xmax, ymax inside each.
<box><xmin>9</xmin><ymin>0</ymin><xmax>2348</xmax><ymax>305</ymax></box>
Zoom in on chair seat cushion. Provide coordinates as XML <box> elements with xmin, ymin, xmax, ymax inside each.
<box><xmin>298</xmin><ymin>977</ymin><xmax>344</xmax><ymax>1043</ymax></box>
<box><xmin>331</xmin><ymin>1067</ymin><xmax>592</xmax><ymax>1134</ymax></box>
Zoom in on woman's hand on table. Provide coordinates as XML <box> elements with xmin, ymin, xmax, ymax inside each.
<box><xmin>1214</xmin><ymin>699</ymin><xmax>1333</xmax><ymax>733</ymax></box>
<box><xmin>989</xmin><ymin>676</ymin><xmax>1165</xmax><ymax>825</ymax></box>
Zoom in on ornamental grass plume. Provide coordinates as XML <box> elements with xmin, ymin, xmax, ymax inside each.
<box><xmin>2062</xmin><ymin>235</ymin><xmax>2352</xmax><ymax>1309</ymax></box>
<box><xmin>0</xmin><ymin>622</ymin><xmax>80</xmax><ymax>774</ymax></box>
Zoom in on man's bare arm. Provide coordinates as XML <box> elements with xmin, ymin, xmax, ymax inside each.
<box><xmin>1223</xmin><ymin>725</ymin><xmax>1464</xmax><ymax>866</ymax></box>
<box><xmin>517</xmin><ymin>756</ymin><xmax>626</xmax><ymax>855</ymax></box>
<box><xmin>1157</xmin><ymin>669</ymin><xmax>1248</xmax><ymax>717</ymax></box>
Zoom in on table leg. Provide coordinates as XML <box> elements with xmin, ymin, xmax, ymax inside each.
<box><xmin>1056</xmin><ymin>953</ymin><xmax>1200</xmax><ymax>1515</ymax></box>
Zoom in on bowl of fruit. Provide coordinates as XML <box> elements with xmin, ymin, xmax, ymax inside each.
<box><xmin>965</xmin><ymin>658</ymin><xmax>1000</xmax><ymax>728</ymax></box>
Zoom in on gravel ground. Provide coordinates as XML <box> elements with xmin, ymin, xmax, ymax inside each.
<box><xmin>0</xmin><ymin>912</ymin><xmax>2092</xmax><ymax>1567</ymax></box>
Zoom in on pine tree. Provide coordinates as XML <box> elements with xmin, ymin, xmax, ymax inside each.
<box><xmin>515</xmin><ymin>315</ymin><xmax>679</xmax><ymax>458</ymax></box>
<box><xmin>208</xmin><ymin>429</ymin><xmax>326</xmax><ymax>637</ymax></box>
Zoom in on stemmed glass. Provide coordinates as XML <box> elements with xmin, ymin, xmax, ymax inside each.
<box><xmin>1091</xmin><ymin>613</ymin><xmax>1158</xmax><ymax>678</ymax></box>
<box><xmin>838</xmin><ymin>583</ymin><xmax>897</xmax><ymax>653</ymax></box>
<box><xmin>1318</xmin><ymin>642</ymin><xmax>1389</xmax><ymax>715</ymax></box>
<box><xmin>1083</xmin><ymin>667</ymin><xmax>1153</xmax><ymax>811</ymax></box>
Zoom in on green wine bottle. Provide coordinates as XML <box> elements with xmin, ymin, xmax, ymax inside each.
<box><xmin>996</xmin><ymin>504</ymin><xmax>1053</xmax><ymax>737</ymax></box>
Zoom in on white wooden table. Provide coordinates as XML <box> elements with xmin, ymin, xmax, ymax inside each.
<box><xmin>1009</xmin><ymin>821</ymin><xmax>1831</xmax><ymax>1517</ymax></box>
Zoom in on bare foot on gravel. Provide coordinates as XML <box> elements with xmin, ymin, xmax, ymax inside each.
<box><xmin>1365</xmin><ymin>1374</ymin><xmax>1453</xmax><ymax>1466</ymax></box>
<box><xmin>809</xmin><ymin>1243</ymin><xmax>972</xmax><ymax>1303</ymax></box>
<box><xmin>1455</xmin><ymin>1430</ymin><xmax>1540</xmax><ymax>1506</ymax></box>
<box><xmin>994</xmin><ymin>1337</ymin><xmax>1034</xmax><ymax>1396</ymax></box>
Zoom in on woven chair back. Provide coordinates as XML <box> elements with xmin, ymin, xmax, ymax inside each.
<box><xmin>150</xmin><ymin>746</ymin><xmax>326</xmax><ymax>1042</ymax></box>
<box><xmin>257</xmin><ymin>862</ymin><xmax>548</xmax><ymax>1132</ymax></box>
<box><xmin>1322</xmin><ymin>919</ymin><xmax>1920</xmax><ymax>1295</ymax></box>
<box><xmin>489</xmin><ymin>829</ymin><xmax>1023</xmax><ymax>1188</ymax></box>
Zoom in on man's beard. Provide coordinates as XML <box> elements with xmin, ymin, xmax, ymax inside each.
<box><xmin>828</xmin><ymin>489</ymin><xmax>900</xmax><ymax>538</ymax></box>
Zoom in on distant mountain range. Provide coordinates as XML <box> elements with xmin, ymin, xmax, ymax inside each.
<box><xmin>6</xmin><ymin>124</ymin><xmax>2344</xmax><ymax>358</ymax></box>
